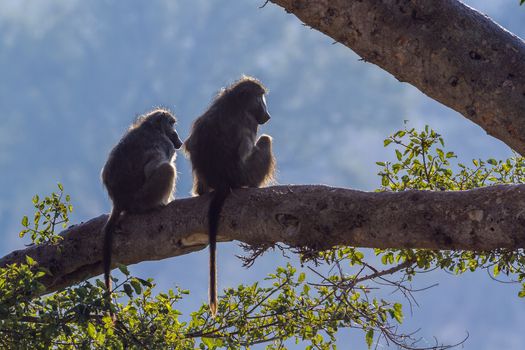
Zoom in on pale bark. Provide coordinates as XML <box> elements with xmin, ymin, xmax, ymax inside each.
<box><xmin>1</xmin><ymin>185</ymin><xmax>525</xmax><ymax>293</ymax></box>
<box><xmin>268</xmin><ymin>0</ymin><xmax>525</xmax><ymax>154</ymax></box>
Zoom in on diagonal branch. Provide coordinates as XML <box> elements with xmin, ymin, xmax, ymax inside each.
<box><xmin>1</xmin><ymin>185</ymin><xmax>525</xmax><ymax>293</ymax></box>
<box><xmin>268</xmin><ymin>0</ymin><xmax>525</xmax><ymax>154</ymax></box>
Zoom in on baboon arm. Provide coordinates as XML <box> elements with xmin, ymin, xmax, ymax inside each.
<box><xmin>132</xmin><ymin>163</ymin><xmax>175</xmax><ymax>210</ymax></box>
<box><xmin>238</xmin><ymin>136</ymin><xmax>256</xmax><ymax>163</ymax></box>
<box><xmin>241</xmin><ymin>136</ymin><xmax>275</xmax><ymax>187</ymax></box>
<box><xmin>143</xmin><ymin>150</ymin><xmax>165</xmax><ymax>178</ymax></box>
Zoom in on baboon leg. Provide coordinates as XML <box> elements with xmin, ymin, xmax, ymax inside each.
<box><xmin>192</xmin><ymin>174</ymin><xmax>210</xmax><ymax>196</ymax></box>
<box><xmin>242</xmin><ymin>135</ymin><xmax>276</xmax><ymax>187</ymax></box>
<box><xmin>133</xmin><ymin>162</ymin><xmax>175</xmax><ymax>210</ymax></box>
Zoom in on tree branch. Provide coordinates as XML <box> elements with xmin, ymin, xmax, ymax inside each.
<box><xmin>268</xmin><ymin>0</ymin><xmax>525</xmax><ymax>154</ymax></box>
<box><xmin>1</xmin><ymin>185</ymin><xmax>525</xmax><ymax>293</ymax></box>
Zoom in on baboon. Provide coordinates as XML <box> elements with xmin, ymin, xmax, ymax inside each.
<box><xmin>101</xmin><ymin>109</ymin><xmax>183</xmax><ymax>299</ymax></box>
<box><xmin>184</xmin><ymin>76</ymin><xmax>276</xmax><ymax>315</ymax></box>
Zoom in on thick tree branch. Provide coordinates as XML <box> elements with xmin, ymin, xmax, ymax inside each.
<box><xmin>269</xmin><ymin>0</ymin><xmax>525</xmax><ymax>154</ymax></box>
<box><xmin>1</xmin><ymin>185</ymin><xmax>525</xmax><ymax>293</ymax></box>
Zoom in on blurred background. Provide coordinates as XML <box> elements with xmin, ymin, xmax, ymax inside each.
<box><xmin>0</xmin><ymin>0</ymin><xmax>523</xmax><ymax>348</ymax></box>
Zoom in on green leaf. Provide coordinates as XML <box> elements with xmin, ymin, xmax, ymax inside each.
<box><xmin>487</xmin><ymin>158</ymin><xmax>498</xmax><ymax>165</ymax></box>
<box><xmin>57</xmin><ymin>183</ymin><xmax>64</xmax><ymax>191</ymax></box>
<box><xmin>34</xmin><ymin>211</ymin><xmax>41</xmax><ymax>224</ymax></box>
<box><xmin>365</xmin><ymin>329</ymin><xmax>374</xmax><ymax>348</ymax></box>
<box><xmin>202</xmin><ymin>337</ymin><xmax>217</xmax><ymax>349</ymax></box>
<box><xmin>34</xmin><ymin>271</ymin><xmax>46</xmax><ymax>278</ymax></box>
<box><xmin>383</xmin><ymin>139</ymin><xmax>393</xmax><ymax>147</ymax></box>
<box><xmin>123</xmin><ymin>283</ymin><xmax>133</xmax><ymax>298</ymax></box>
<box><xmin>26</xmin><ymin>255</ymin><xmax>36</xmax><ymax>266</ymax></box>
<box><xmin>354</xmin><ymin>250</ymin><xmax>364</xmax><ymax>260</ymax></box>
<box><xmin>298</xmin><ymin>272</ymin><xmax>306</xmax><ymax>283</ymax></box>
<box><xmin>393</xmin><ymin>303</ymin><xmax>403</xmax><ymax>323</ymax></box>
<box><xmin>137</xmin><ymin>278</ymin><xmax>153</xmax><ymax>288</ymax></box>
<box><xmin>96</xmin><ymin>279</ymin><xmax>107</xmax><ymax>290</ymax></box>
<box><xmin>395</xmin><ymin>149</ymin><xmax>402</xmax><ymax>161</ymax></box>
<box><xmin>21</xmin><ymin>216</ymin><xmax>29</xmax><ymax>227</ymax></box>
<box><xmin>95</xmin><ymin>331</ymin><xmax>106</xmax><ymax>345</ymax></box>
<box><xmin>130</xmin><ymin>279</ymin><xmax>142</xmax><ymax>295</ymax></box>
<box><xmin>375</xmin><ymin>161</ymin><xmax>385</xmax><ymax>166</ymax></box>
<box><xmin>118</xmin><ymin>264</ymin><xmax>130</xmax><ymax>276</ymax></box>
<box><xmin>87</xmin><ymin>322</ymin><xmax>96</xmax><ymax>339</ymax></box>
<box><xmin>102</xmin><ymin>314</ymin><xmax>114</xmax><ymax>327</ymax></box>
<box><xmin>436</xmin><ymin>148</ymin><xmax>445</xmax><ymax>161</ymax></box>
<box><xmin>32</xmin><ymin>195</ymin><xmax>39</xmax><ymax>204</ymax></box>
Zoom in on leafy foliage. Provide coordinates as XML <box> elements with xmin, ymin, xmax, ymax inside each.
<box><xmin>2</xmin><ymin>126</ymin><xmax>525</xmax><ymax>349</ymax></box>
<box><xmin>19</xmin><ymin>183</ymin><xmax>73</xmax><ymax>245</ymax></box>
<box><xmin>375</xmin><ymin>125</ymin><xmax>525</xmax><ymax>299</ymax></box>
<box><xmin>1</xmin><ymin>250</ymin><xmax>410</xmax><ymax>349</ymax></box>
<box><xmin>377</xmin><ymin>125</ymin><xmax>525</xmax><ymax>191</ymax></box>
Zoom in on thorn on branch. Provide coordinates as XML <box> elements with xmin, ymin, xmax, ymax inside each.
<box><xmin>259</xmin><ymin>0</ymin><xmax>270</xmax><ymax>9</ymax></box>
<box><xmin>237</xmin><ymin>243</ymin><xmax>273</xmax><ymax>267</ymax></box>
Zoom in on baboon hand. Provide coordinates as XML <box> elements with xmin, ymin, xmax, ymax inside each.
<box><xmin>257</xmin><ymin>134</ymin><xmax>272</xmax><ymax>148</ymax></box>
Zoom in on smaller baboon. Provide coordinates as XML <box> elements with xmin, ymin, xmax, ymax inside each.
<box><xmin>101</xmin><ymin>109</ymin><xmax>182</xmax><ymax>300</ymax></box>
<box><xmin>185</xmin><ymin>76</ymin><xmax>276</xmax><ymax>315</ymax></box>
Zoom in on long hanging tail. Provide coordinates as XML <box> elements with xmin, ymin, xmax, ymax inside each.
<box><xmin>103</xmin><ymin>207</ymin><xmax>121</xmax><ymax>313</ymax></box>
<box><xmin>207</xmin><ymin>189</ymin><xmax>229</xmax><ymax>316</ymax></box>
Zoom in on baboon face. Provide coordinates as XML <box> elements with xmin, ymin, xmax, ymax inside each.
<box><xmin>250</xmin><ymin>94</ymin><xmax>271</xmax><ymax>125</ymax></box>
<box><xmin>148</xmin><ymin>110</ymin><xmax>183</xmax><ymax>149</ymax></box>
<box><xmin>168</xmin><ymin>130</ymin><xmax>183</xmax><ymax>149</ymax></box>
<box><xmin>166</xmin><ymin>122</ymin><xmax>183</xmax><ymax>150</ymax></box>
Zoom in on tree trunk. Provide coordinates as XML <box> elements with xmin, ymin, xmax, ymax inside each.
<box><xmin>2</xmin><ymin>185</ymin><xmax>524</xmax><ymax>293</ymax></box>
<box><xmin>268</xmin><ymin>0</ymin><xmax>525</xmax><ymax>154</ymax></box>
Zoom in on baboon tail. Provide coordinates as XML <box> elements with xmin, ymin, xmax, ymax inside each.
<box><xmin>103</xmin><ymin>208</ymin><xmax>121</xmax><ymax>293</ymax></box>
<box><xmin>208</xmin><ymin>188</ymin><xmax>229</xmax><ymax>316</ymax></box>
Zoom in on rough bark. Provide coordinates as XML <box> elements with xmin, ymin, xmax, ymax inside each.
<box><xmin>1</xmin><ymin>185</ymin><xmax>525</xmax><ymax>293</ymax></box>
<box><xmin>268</xmin><ymin>0</ymin><xmax>525</xmax><ymax>154</ymax></box>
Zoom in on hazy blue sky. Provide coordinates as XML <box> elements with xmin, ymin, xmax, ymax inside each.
<box><xmin>1</xmin><ymin>1</ymin><xmax>524</xmax><ymax>348</ymax></box>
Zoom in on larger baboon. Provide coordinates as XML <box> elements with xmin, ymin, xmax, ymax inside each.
<box><xmin>185</xmin><ymin>76</ymin><xmax>276</xmax><ymax>315</ymax></box>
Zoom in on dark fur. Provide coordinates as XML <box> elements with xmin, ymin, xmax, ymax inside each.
<box><xmin>101</xmin><ymin>109</ymin><xmax>182</xmax><ymax>302</ymax></box>
<box><xmin>185</xmin><ymin>76</ymin><xmax>276</xmax><ymax>315</ymax></box>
